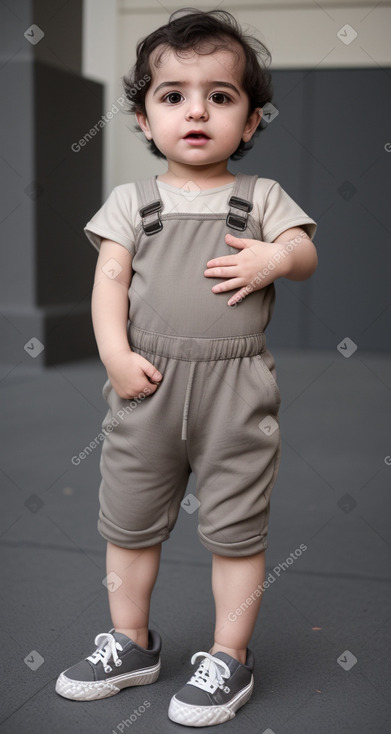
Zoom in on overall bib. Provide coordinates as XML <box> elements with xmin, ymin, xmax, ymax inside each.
<box><xmin>98</xmin><ymin>173</ymin><xmax>281</xmax><ymax>557</ymax></box>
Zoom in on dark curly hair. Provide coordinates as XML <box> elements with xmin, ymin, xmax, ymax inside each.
<box><xmin>122</xmin><ymin>7</ymin><xmax>274</xmax><ymax>160</ymax></box>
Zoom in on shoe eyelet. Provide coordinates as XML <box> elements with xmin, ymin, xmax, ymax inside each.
<box><xmin>104</xmin><ymin>665</ymin><xmax>112</xmax><ymax>673</ymax></box>
<box><xmin>115</xmin><ymin>659</ymin><xmax>122</xmax><ymax>667</ymax></box>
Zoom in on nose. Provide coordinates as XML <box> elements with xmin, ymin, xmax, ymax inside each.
<box><xmin>185</xmin><ymin>96</ymin><xmax>209</xmax><ymax>121</ymax></box>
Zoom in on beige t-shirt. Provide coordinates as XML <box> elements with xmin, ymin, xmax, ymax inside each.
<box><xmin>84</xmin><ymin>177</ymin><xmax>317</xmax><ymax>256</ymax></box>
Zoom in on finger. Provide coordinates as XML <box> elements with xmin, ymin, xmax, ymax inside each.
<box><xmin>227</xmin><ymin>286</ymin><xmax>254</xmax><ymax>306</ymax></box>
<box><xmin>204</xmin><ymin>266</ymin><xmax>239</xmax><ymax>279</ymax></box>
<box><xmin>120</xmin><ymin>382</ymin><xmax>159</xmax><ymax>400</ymax></box>
<box><xmin>143</xmin><ymin>362</ymin><xmax>163</xmax><ymax>383</ymax></box>
<box><xmin>147</xmin><ymin>374</ymin><xmax>163</xmax><ymax>386</ymax></box>
<box><xmin>205</xmin><ymin>256</ymin><xmax>239</xmax><ymax>269</ymax></box>
<box><xmin>225</xmin><ymin>233</ymin><xmax>249</xmax><ymax>249</ymax></box>
<box><xmin>211</xmin><ymin>277</ymin><xmax>244</xmax><ymax>293</ymax></box>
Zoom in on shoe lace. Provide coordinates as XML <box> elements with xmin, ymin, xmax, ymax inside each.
<box><xmin>188</xmin><ymin>652</ymin><xmax>231</xmax><ymax>694</ymax></box>
<box><xmin>87</xmin><ymin>632</ymin><xmax>123</xmax><ymax>673</ymax></box>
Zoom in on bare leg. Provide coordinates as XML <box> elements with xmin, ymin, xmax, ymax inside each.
<box><xmin>106</xmin><ymin>541</ymin><xmax>161</xmax><ymax>650</ymax></box>
<box><xmin>210</xmin><ymin>551</ymin><xmax>266</xmax><ymax>665</ymax></box>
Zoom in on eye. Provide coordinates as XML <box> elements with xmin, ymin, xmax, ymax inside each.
<box><xmin>163</xmin><ymin>92</ymin><xmax>184</xmax><ymax>104</ymax></box>
<box><xmin>210</xmin><ymin>92</ymin><xmax>231</xmax><ymax>104</ymax></box>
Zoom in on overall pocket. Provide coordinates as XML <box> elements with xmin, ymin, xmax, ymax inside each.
<box><xmin>254</xmin><ymin>351</ymin><xmax>281</xmax><ymax>406</ymax></box>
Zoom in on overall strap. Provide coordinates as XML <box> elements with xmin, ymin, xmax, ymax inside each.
<box><xmin>226</xmin><ymin>173</ymin><xmax>258</xmax><ymax>231</ymax></box>
<box><xmin>134</xmin><ymin>176</ymin><xmax>163</xmax><ymax>236</ymax></box>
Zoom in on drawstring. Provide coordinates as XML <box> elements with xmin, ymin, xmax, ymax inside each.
<box><xmin>181</xmin><ymin>362</ymin><xmax>196</xmax><ymax>440</ymax></box>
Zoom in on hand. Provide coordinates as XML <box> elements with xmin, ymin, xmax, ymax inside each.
<box><xmin>104</xmin><ymin>349</ymin><xmax>163</xmax><ymax>400</ymax></box>
<box><xmin>204</xmin><ymin>233</ymin><xmax>287</xmax><ymax>306</ymax></box>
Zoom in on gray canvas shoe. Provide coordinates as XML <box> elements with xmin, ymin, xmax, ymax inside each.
<box><xmin>55</xmin><ymin>629</ymin><xmax>161</xmax><ymax>701</ymax></box>
<box><xmin>168</xmin><ymin>649</ymin><xmax>254</xmax><ymax>727</ymax></box>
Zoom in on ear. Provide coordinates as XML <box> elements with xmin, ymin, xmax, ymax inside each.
<box><xmin>242</xmin><ymin>108</ymin><xmax>263</xmax><ymax>143</ymax></box>
<box><xmin>135</xmin><ymin>110</ymin><xmax>152</xmax><ymax>140</ymax></box>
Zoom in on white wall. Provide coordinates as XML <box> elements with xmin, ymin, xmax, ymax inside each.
<box><xmin>82</xmin><ymin>0</ymin><xmax>118</xmax><ymax>196</ymax></box>
<box><xmin>83</xmin><ymin>0</ymin><xmax>391</xmax><ymax>193</ymax></box>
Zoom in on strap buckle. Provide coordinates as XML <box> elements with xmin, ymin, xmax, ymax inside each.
<box><xmin>226</xmin><ymin>196</ymin><xmax>253</xmax><ymax>231</ymax></box>
<box><xmin>139</xmin><ymin>200</ymin><xmax>163</xmax><ymax>236</ymax></box>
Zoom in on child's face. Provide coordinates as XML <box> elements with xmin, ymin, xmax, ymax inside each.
<box><xmin>136</xmin><ymin>44</ymin><xmax>261</xmax><ymax>170</ymax></box>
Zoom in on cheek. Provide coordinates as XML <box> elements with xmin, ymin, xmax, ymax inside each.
<box><xmin>219</xmin><ymin>120</ymin><xmax>243</xmax><ymax>144</ymax></box>
<box><xmin>153</xmin><ymin>124</ymin><xmax>174</xmax><ymax>142</ymax></box>
<box><xmin>149</xmin><ymin>113</ymin><xmax>175</xmax><ymax>135</ymax></box>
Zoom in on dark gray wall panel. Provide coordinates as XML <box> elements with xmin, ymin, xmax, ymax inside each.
<box><xmin>0</xmin><ymin>0</ymin><xmax>103</xmax><ymax>366</ymax></box>
<box><xmin>35</xmin><ymin>61</ymin><xmax>103</xmax><ymax>306</ymax></box>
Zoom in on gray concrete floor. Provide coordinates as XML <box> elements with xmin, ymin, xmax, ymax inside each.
<box><xmin>0</xmin><ymin>348</ymin><xmax>390</xmax><ymax>734</ymax></box>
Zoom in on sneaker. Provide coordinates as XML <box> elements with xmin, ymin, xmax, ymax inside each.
<box><xmin>168</xmin><ymin>649</ymin><xmax>254</xmax><ymax>727</ymax></box>
<box><xmin>55</xmin><ymin>629</ymin><xmax>161</xmax><ymax>701</ymax></box>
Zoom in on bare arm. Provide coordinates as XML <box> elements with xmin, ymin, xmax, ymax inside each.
<box><xmin>271</xmin><ymin>227</ymin><xmax>318</xmax><ymax>281</ymax></box>
<box><xmin>91</xmin><ymin>239</ymin><xmax>133</xmax><ymax>364</ymax></box>
<box><xmin>91</xmin><ymin>239</ymin><xmax>162</xmax><ymax>398</ymax></box>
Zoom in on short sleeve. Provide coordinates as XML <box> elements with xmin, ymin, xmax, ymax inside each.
<box><xmin>261</xmin><ymin>181</ymin><xmax>317</xmax><ymax>242</ymax></box>
<box><xmin>84</xmin><ymin>186</ymin><xmax>136</xmax><ymax>257</ymax></box>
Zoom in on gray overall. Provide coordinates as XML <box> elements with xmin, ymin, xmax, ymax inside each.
<box><xmin>98</xmin><ymin>173</ymin><xmax>281</xmax><ymax>557</ymax></box>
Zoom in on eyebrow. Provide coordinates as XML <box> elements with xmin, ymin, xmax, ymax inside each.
<box><xmin>153</xmin><ymin>81</ymin><xmax>241</xmax><ymax>96</ymax></box>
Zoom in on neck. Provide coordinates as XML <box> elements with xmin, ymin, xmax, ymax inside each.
<box><xmin>157</xmin><ymin>160</ymin><xmax>235</xmax><ymax>190</ymax></box>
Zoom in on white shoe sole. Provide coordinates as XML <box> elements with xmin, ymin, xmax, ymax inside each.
<box><xmin>168</xmin><ymin>676</ymin><xmax>254</xmax><ymax>727</ymax></box>
<box><xmin>55</xmin><ymin>659</ymin><xmax>161</xmax><ymax>701</ymax></box>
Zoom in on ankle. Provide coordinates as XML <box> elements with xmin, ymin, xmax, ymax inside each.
<box><xmin>210</xmin><ymin>644</ymin><xmax>247</xmax><ymax>665</ymax></box>
<box><xmin>115</xmin><ymin>628</ymin><xmax>149</xmax><ymax>649</ymax></box>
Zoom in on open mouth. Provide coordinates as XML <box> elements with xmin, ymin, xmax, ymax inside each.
<box><xmin>184</xmin><ymin>132</ymin><xmax>210</xmax><ymax>140</ymax></box>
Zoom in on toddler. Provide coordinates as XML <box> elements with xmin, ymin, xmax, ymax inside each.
<box><xmin>56</xmin><ymin>8</ymin><xmax>317</xmax><ymax>727</ymax></box>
